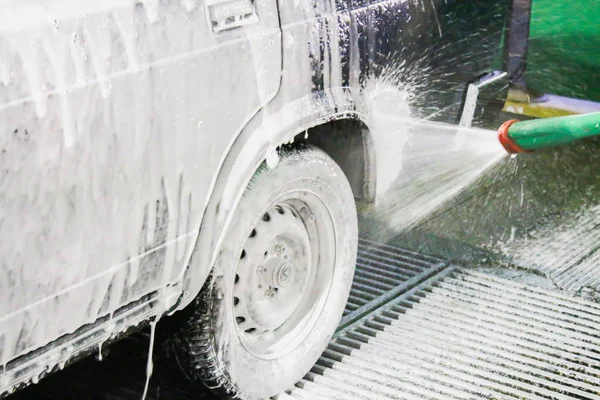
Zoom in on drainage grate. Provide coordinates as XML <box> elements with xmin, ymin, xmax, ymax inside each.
<box><xmin>340</xmin><ymin>239</ymin><xmax>447</xmax><ymax>329</ymax></box>
<box><xmin>287</xmin><ymin>268</ymin><xmax>600</xmax><ymax>400</ymax></box>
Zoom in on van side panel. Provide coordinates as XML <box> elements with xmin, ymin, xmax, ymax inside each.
<box><xmin>0</xmin><ymin>0</ymin><xmax>281</xmax><ymax>373</ymax></box>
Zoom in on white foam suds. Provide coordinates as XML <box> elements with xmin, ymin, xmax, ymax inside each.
<box><xmin>82</xmin><ymin>16</ymin><xmax>113</xmax><ymax>98</ymax></box>
<box><xmin>266</xmin><ymin>145</ymin><xmax>280</xmax><ymax>169</ymax></box>
<box><xmin>182</xmin><ymin>0</ymin><xmax>198</xmax><ymax>12</ymax></box>
<box><xmin>0</xmin><ymin>0</ymin><xmax>281</xmax><ymax>383</ymax></box>
<box><xmin>11</xmin><ymin>36</ymin><xmax>48</xmax><ymax>117</ymax></box>
<box><xmin>42</xmin><ymin>33</ymin><xmax>76</xmax><ymax>148</ymax></box>
<box><xmin>98</xmin><ymin>342</ymin><xmax>104</xmax><ymax>362</ymax></box>
<box><xmin>141</xmin><ymin>320</ymin><xmax>157</xmax><ymax>400</ymax></box>
<box><xmin>0</xmin><ymin>42</ymin><xmax>11</xmax><ymax>85</ymax></box>
<box><xmin>140</xmin><ymin>0</ymin><xmax>160</xmax><ymax>24</ymax></box>
<box><xmin>114</xmin><ymin>8</ymin><xmax>141</xmax><ymax>72</ymax></box>
<box><xmin>361</xmin><ymin>79</ymin><xmax>413</xmax><ymax>199</ymax></box>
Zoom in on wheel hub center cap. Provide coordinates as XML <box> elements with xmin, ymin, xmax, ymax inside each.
<box><xmin>276</xmin><ymin>263</ymin><xmax>293</xmax><ymax>286</ymax></box>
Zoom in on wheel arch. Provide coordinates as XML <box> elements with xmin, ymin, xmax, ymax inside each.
<box><xmin>298</xmin><ymin>118</ymin><xmax>376</xmax><ymax>203</ymax></box>
<box><xmin>172</xmin><ymin>88</ymin><xmax>375</xmax><ymax>312</ymax></box>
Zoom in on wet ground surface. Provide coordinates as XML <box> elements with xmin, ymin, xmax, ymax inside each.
<box><xmin>9</xmin><ymin>235</ymin><xmax>600</xmax><ymax>400</ymax></box>
<box><xmin>11</xmin><ymin>321</ymin><xmax>219</xmax><ymax>400</ymax></box>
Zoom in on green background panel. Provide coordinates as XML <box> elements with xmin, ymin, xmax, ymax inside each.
<box><xmin>526</xmin><ymin>0</ymin><xmax>600</xmax><ymax>101</ymax></box>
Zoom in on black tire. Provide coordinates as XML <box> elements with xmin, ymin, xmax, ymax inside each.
<box><xmin>173</xmin><ymin>144</ymin><xmax>358</xmax><ymax>399</ymax></box>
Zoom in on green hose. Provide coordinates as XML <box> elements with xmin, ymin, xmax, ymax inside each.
<box><xmin>498</xmin><ymin>112</ymin><xmax>600</xmax><ymax>153</ymax></box>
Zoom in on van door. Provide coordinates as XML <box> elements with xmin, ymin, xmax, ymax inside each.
<box><xmin>0</xmin><ymin>0</ymin><xmax>281</xmax><ymax>368</ymax></box>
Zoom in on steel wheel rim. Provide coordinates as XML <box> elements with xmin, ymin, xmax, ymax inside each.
<box><xmin>232</xmin><ymin>191</ymin><xmax>336</xmax><ymax>360</ymax></box>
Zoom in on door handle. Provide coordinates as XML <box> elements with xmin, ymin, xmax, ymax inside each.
<box><xmin>207</xmin><ymin>0</ymin><xmax>259</xmax><ymax>32</ymax></box>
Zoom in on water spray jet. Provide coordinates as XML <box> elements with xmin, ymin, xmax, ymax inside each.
<box><xmin>498</xmin><ymin>112</ymin><xmax>600</xmax><ymax>154</ymax></box>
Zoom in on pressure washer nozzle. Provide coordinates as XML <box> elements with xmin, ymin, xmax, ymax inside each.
<box><xmin>497</xmin><ymin>119</ymin><xmax>533</xmax><ymax>154</ymax></box>
<box><xmin>497</xmin><ymin>112</ymin><xmax>600</xmax><ymax>154</ymax></box>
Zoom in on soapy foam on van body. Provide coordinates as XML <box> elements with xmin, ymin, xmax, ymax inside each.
<box><xmin>0</xmin><ymin>0</ymin><xmax>281</xmax><ymax>390</ymax></box>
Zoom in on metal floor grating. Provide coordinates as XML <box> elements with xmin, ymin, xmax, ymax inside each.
<box><xmin>341</xmin><ymin>239</ymin><xmax>446</xmax><ymax>322</ymax></box>
<box><xmin>285</xmin><ymin>266</ymin><xmax>600</xmax><ymax>400</ymax></box>
<box><xmin>509</xmin><ymin>204</ymin><xmax>600</xmax><ymax>293</ymax></box>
